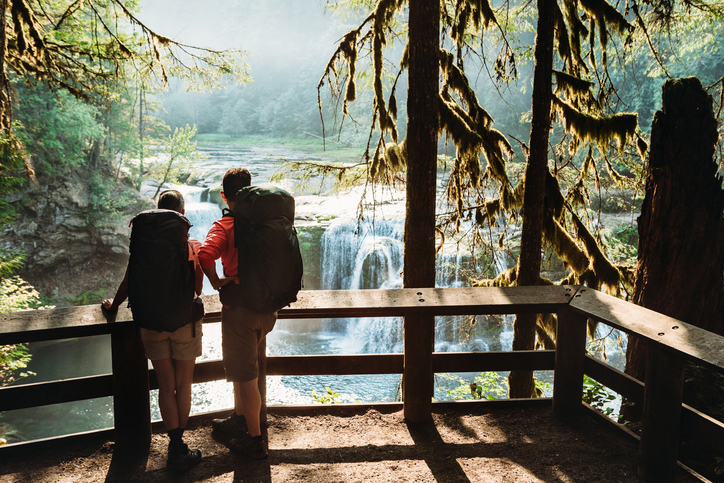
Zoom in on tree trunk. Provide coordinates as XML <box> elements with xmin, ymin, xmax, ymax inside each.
<box><xmin>622</xmin><ymin>77</ymin><xmax>723</xmax><ymax>421</ymax></box>
<box><xmin>402</xmin><ymin>0</ymin><xmax>439</xmax><ymax>422</ymax></box>
<box><xmin>0</xmin><ymin>0</ymin><xmax>11</xmax><ymax>131</ymax></box>
<box><xmin>508</xmin><ymin>0</ymin><xmax>555</xmax><ymax>398</ymax></box>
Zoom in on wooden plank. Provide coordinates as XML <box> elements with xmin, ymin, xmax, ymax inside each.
<box><xmin>0</xmin><ymin>427</ymin><xmax>114</xmax><ymax>458</ymax></box>
<box><xmin>638</xmin><ymin>345</ymin><xmax>685</xmax><ymax>482</ymax></box>
<box><xmin>0</xmin><ymin>375</ymin><xmax>114</xmax><ymax>411</ymax></box>
<box><xmin>1</xmin><ymin>287</ymin><xmax>576</xmax><ymax>343</ymax></box>
<box><xmin>432</xmin><ymin>350</ymin><xmax>555</xmax><ymax>373</ymax></box>
<box><xmin>267</xmin><ymin>354</ymin><xmax>404</xmax><ymax>375</ymax></box>
<box><xmin>191</xmin><ymin>360</ymin><xmax>226</xmax><ymax>384</ymax></box>
<box><xmin>260</xmin><ymin>338</ymin><xmax>268</xmax><ymax>425</ymax></box>
<box><xmin>569</xmin><ymin>288</ymin><xmax>724</xmax><ymax>373</ymax></box>
<box><xmin>0</xmin><ymin>305</ymin><xmax>125</xmax><ymax>344</ymax></box>
<box><xmin>281</xmin><ymin>286</ymin><xmax>578</xmax><ymax>319</ymax></box>
<box><xmin>111</xmin><ymin>324</ymin><xmax>151</xmax><ymax>449</ymax></box>
<box><xmin>193</xmin><ymin>351</ymin><xmax>553</xmax><ymax>378</ymax></box>
<box><xmin>404</xmin><ymin>312</ymin><xmax>435</xmax><ymax>422</ymax></box>
<box><xmin>584</xmin><ymin>357</ymin><xmax>724</xmax><ymax>457</ymax></box>
<box><xmin>584</xmin><ymin>356</ymin><xmax>644</xmax><ymax>403</ymax></box>
<box><xmin>0</xmin><ymin>293</ymin><xmax>222</xmax><ymax>344</ymax></box>
<box><xmin>681</xmin><ymin>403</ymin><xmax>724</xmax><ymax>456</ymax></box>
<box><xmin>553</xmin><ymin>306</ymin><xmax>588</xmax><ymax>419</ymax></box>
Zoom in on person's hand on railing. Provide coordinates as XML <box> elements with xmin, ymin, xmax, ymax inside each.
<box><xmin>101</xmin><ymin>299</ymin><xmax>118</xmax><ymax>312</ymax></box>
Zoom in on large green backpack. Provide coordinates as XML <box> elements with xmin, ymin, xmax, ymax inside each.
<box><xmin>219</xmin><ymin>185</ymin><xmax>303</xmax><ymax>313</ymax></box>
<box><xmin>127</xmin><ymin>209</ymin><xmax>196</xmax><ymax>332</ymax></box>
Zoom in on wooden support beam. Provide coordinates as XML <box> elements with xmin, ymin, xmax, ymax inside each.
<box><xmin>110</xmin><ymin>325</ymin><xmax>151</xmax><ymax>449</ymax></box>
<box><xmin>553</xmin><ymin>305</ymin><xmax>587</xmax><ymax>419</ymax></box>
<box><xmin>638</xmin><ymin>345</ymin><xmax>685</xmax><ymax>482</ymax></box>
<box><xmin>569</xmin><ymin>288</ymin><xmax>724</xmax><ymax>373</ymax></box>
<box><xmin>432</xmin><ymin>350</ymin><xmax>554</xmax><ymax>373</ymax></box>
<box><xmin>259</xmin><ymin>337</ymin><xmax>267</xmax><ymax>426</ymax></box>
<box><xmin>0</xmin><ymin>375</ymin><xmax>113</xmax><ymax>411</ymax></box>
<box><xmin>584</xmin><ymin>356</ymin><xmax>644</xmax><ymax>402</ymax></box>
<box><xmin>404</xmin><ymin>311</ymin><xmax>434</xmax><ymax>422</ymax></box>
<box><xmin>266</xmin><ymin>354</ymin><xmax>404</xmax><ymax>375</ymax></box>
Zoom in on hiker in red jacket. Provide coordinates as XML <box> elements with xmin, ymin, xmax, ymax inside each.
<box><xmin>198</xmin><ymin>167</ymin><xmax>276</xmax><ymax>460</ymax></box>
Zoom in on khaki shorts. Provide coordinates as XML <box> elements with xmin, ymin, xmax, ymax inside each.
<box><xmin>140</xmin><ymin>320</ymin><xmax>203</xmax><ymax>361</ymax></box>
<box><xmin>221</xmin><ymin>305</ymin><xmax>277</xmax><ymax>383</ymax></box>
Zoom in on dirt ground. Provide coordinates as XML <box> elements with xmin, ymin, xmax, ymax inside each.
<box><xmin>0</xmin><ymin>405</ymin><xmax>702</xmax><ymax>483</ymax></box>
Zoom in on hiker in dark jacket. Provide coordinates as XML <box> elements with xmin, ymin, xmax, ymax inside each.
<box><xmin>198</xmin><ymin>167</ymin><xmax>276</xmax><ymax>460</ymax></box>
<box><xmin>102</xmin><ymin>190</ymin><xmax>204</xmax><ymax>471</ymax></box>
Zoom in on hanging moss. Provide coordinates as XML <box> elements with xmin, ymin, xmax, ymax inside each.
<box><xmin>570</xmin><ymin>212</ymin><xmax>622</xmax><ymax>294</ymax></box>
<box><xmin>553</xmin><ymin>70</ymin><xmax>595</xmax><ymax>109</ymax></box>
<box><xmin>536</xmin><ymin>313</ymin><xmax>557</xmax><ymax>350</ymax></box>
<box><xmin>553</xmin><ymin>96</ymin><xmax>638</xmax><ymax>152</ymax></box>
<box><xmin>553</xmin><ymin>2</ymin><xmax>572</xmax><ymax>71</ymax></box>
<box><xmin>636</xmin><ymin>134</ymin><xmax>648</xmax><ymax>160</ymax></box>
<box><xmin>544</xmin><ymin>217</ymin><xmax>590</xmax><ymax>274</ymax></box>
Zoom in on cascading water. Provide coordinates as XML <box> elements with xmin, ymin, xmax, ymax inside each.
<box><xmin>317</xmin><ymin>218</ymin><xmax>513</xmax><ymax>355</ymax></box>
<box><xmin>320</xmin><ymin>219</ymin><xmax>405</xmax><ymax>354</ymax></box>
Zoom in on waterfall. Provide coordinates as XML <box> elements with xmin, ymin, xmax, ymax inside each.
<box><xmin>175</xmin><ymin>185</ymin><xmax>224</xmax><ymax>295</ymax></box>
<box><xmin>321</xmin><ymin>218</ymin><xmax>404</xmax><ymax>291</ymax></box>
<box><xmin>321</xmin><ymin>219</ymin><xmax>405</xmax><ymax>353</ymax></box>
<box><xmin>318</xmin><ymin>218</ymin><xmax>516</xmax><ymax>354</ymax></box>
<box><xmin>185</xmin><ymin>202</ymin><xmax>222</xmax><ymax>243</ymax></box>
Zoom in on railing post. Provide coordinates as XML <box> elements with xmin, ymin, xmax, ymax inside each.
<box><xmin>403</xmin><ymin>312</ymin><xmax>434</xmax><ymax>422</ymax></box>
<box><xmin>111</xmin><ymin>323</ymin><xmax>151</xmax><ymax>450</ymax></box>
<box><xmin>259</xmin><ymin>337</ymin><xmax>268</xmax><ymax>427</ymax></box>
<box><xmin>553</xmin><ymin>305</ymin><xmax>587</xmax><ymax>419</ymax></box>
<box><xmin>638</xmin><ymin>345</ymin><xmax>684</xmax><ymax>482</ymax></box>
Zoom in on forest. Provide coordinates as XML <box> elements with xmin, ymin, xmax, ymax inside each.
<box><xmin>0</xmin><ymin>0</ymin><xmax>724</xmax><ymax>475</ymax></box>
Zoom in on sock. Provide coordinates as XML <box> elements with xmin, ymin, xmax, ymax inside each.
<box><xmin>168</xmin><ymin>428</ymin><xmax>185</xmax><ymax>453</ymax></box>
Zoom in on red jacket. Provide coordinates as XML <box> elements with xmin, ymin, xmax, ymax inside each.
<box><xmin>198</xmin><ymin>216</ymin><xmax>238</xmax><ymax>278</ymax></box>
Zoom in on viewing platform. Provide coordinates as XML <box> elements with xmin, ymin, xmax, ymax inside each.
<box><xmin>1</xmin><ymin>286</ymin><xmax>722</xmax><ymax>482</ymax></box>
<box><xmin>0</xmin><ymin>403</ymin><xmax>700</xmax><ymax>482</ymax></box>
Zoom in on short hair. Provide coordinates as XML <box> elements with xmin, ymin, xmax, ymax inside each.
<box><xmin>157</xmin><ymin>190</ymin><xmax>185</xmax><ymax>213</ymax></box>
<box><xmin>222</xmin><ymin>168</ymin><xmax>251</xmax><ymax>199</ymax></box>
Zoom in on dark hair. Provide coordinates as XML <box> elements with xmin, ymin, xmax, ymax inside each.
<box><xmin>222</xmin><ymin>168</ymin><xmax>251</xmax><ymax>199</ymax></box>
<box><xmin>157</xmin><ymin>190</ymin><xmax>185</xmax><ymax>213</ymax></box>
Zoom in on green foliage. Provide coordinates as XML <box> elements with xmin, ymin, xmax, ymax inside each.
<box><xmin>582</xmin><ymin>375</ymin><xmax>617</xmax><ymax>417</ymax></box>
<box><xmin>0</xmin><ymin>249</ymin><xmax>24</xmax><ymax>278</ymax></box>
<box><xmin>535</xmin><ymin>378</ymin><xmax>552</xmax><ymax>397</ymax></box>
<box><xmin>0</xmin><ymin>262</ymin><xmax>53</xmax><ymax>387</ymax></box>
<box><xmin>148</xmin><ymin>125</ymin><xmax>208</xmax><ymax>199</ymax></box>
<box><xmin>13</xmin><ymin>84</ymin><xmax>103</xmax><ymax>173</ymax></box>
<box><xmin>5</xmin><ymin>0</ymin><xmax>251</xmax><ymax>104</ymax></box>
<box><xmin>86</xmin><ymin>172</ymin><xmax>143</xmax><ymax>223</ymax></box>
<box><xmin>312</xmin><ymin>387</ymin><xmax>342</xmax><ymax>404</ymax></box>
<box><xmin>604</xmin><ymin>224</ymin><xmax>638</xmax><ymax>266</ymax></box>
<box><xmin>0</xmin><ymin>124</ymin><xmax>32</xmax><ymax>224</ymax></box>
<box><xmin>66</xmin><ymin>288</ymin><xmax>109</xmax><ymax>307</ymax></box>
<box><xmin>437</xmin><ymin>372</ymin><xmax>508</xmax><ymax>400</ymax></box>
<box><xmin>0</xmin><ymin>276</ymin><xmax>54</xmax><ymax>313</ymax></box>
<box><xmin>0</xmin><ymin>344</ymin><xmax>34</xmax><ymax>387</ymax></box>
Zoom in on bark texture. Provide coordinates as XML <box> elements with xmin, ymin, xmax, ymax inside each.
<box><xmin>0</xmin><ymin>0</ymin><xmax>9</xmax><ymax>131</ymax></box>
<box><xmin>402</xmin><ymin>0</ymin><xmax>439</xmax><ymax>422</ymax></box>
<box><xmin>509</xmin><ymin>0</ymin><xmax>555</xmax><ymax>398</ymax></box>
<box><xmin>623</xmin><ymin>77</ymin><xmax>723</xmax><ymax>419</ymax></box>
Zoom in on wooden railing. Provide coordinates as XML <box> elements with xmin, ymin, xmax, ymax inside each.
<box><xmin>1</xmin><ymin>285</ymin><xmax>723</xmax><ymax>482</ymax></box>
